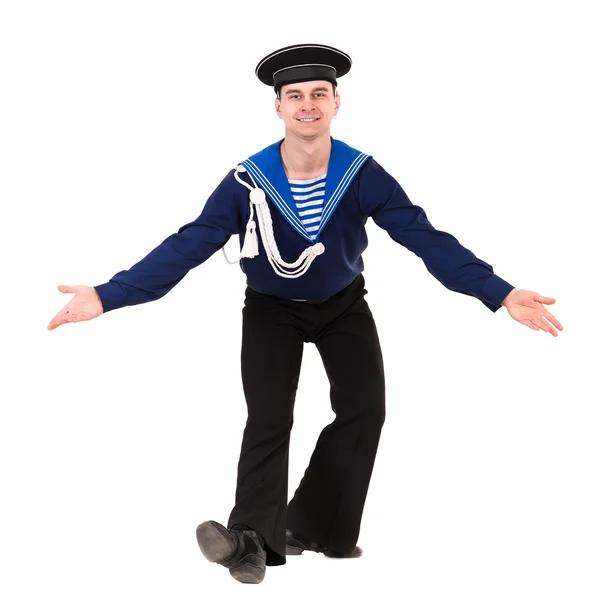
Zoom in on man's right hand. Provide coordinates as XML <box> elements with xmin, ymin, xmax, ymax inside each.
<box><xmin>47</xmin><ymin>285</ymin><xmax>104</xmax><ymax>330</ymax></box>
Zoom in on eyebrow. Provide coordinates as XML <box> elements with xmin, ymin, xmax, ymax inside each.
<box><xmin>285</xmin><ymin>87</ymin><xmax>330</xmax><ymax>95</ymax></box>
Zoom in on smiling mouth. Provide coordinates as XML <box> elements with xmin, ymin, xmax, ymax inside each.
<box><xmin>297</xmin><ymin>117</ymin><xmax>320</xmax><ymax>122</ymax></box>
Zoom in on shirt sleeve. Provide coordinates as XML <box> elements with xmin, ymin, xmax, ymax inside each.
<box><xmin>93</xmin><ymin>169</ymin><xmax>249</xmax><ymax>313</ymax></box>
<box><xmin>358</xmin><ymin>158</ymin><xmax>515</xmax><ymax>312</ymax></box>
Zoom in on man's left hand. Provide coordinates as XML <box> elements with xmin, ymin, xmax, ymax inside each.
<box><xmin>501</xmin><ymin>289</ymin><xmax>563</xmax><ymax>337</ymax></box>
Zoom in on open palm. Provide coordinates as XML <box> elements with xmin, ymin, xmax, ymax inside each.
<box><xmin>47</xmin><ymin>285</ymin><xmax>104</xmax><ymax>331</ymax></box>
<box><xmin>502</xmin><ymin>289</ymin><xmax>563</xmax><ymax>337</ymax></box>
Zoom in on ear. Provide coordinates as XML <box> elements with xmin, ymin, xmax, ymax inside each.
<box><xmin>333</xmin><ymin>93</ymin><xmax>340</xmax><ymax>117</ymax></box>
<box><xmin>275</xmin><ymin>96</ymin><xmax>282</xmax><ymax>119</ymax></box>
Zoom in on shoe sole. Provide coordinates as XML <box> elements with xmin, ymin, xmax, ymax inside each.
<box><xmin>323</xmin><ymin>547</ymin><xmax>363</xmax><ymax>558</ymax></box>
<box><xmin>229</xmin><ymin>561</ymin><xmax>265</xmax><ymax>584</ymax></box>
<box><xmin>197</xmin><ymin>521</ymin><xmax>266</xmax><ymax>584</ymax></box>
<box><xmin>196</xmin><ymin>520</ymin><xmax>236</xmax><ymax>563</ymax></box>
<box><xmin>286</xmin><ymin>542</ymin><xmax>363</xmax><ymax>558</ymax></box>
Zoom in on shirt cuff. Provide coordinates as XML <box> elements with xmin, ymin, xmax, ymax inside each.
<box><xmin>94</xmin><ymin>281</ymin><xmax>127</xmax><ymax>314</ymax></box>
<box><xmin>479</xmin><ymin>274</ymin><xmax>515</xmax><ymax>311</ymax></box>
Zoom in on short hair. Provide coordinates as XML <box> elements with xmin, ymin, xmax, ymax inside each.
<box><xmin>276</xmin><ymin>82</ymin><xmax>338</xmax><ymax>99</ymax></box>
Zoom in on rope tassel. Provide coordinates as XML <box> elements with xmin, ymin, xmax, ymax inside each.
<box><xmin>240</xmin><ymin>218</ymin><xmax>259</xmax><ymax>259</ymax></box>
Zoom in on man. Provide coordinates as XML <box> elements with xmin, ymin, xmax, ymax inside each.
<box><xmin>47</xmin><ymin>44</ymin><xmax>563</xmax><ymax>585</ymax></box>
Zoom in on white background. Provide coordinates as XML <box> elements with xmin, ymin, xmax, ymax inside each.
<box><xmin>1</xmin><ymin>0</ymin><xmax>598</xmax><ymax>598</ymax></box>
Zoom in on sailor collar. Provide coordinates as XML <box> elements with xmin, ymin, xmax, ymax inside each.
<box><xmin>239</xmin><ymin>137</ymin><xmax>370</xmax><ymax>244</ymax></box>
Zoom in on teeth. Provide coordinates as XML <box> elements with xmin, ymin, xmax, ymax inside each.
<box><xmin>299</xmin><ymin>118</ymin><xmax>318</xmax><ymax>122</ymax></box>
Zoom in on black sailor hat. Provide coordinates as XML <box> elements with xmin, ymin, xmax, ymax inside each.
<box><xmin>255</xmin><ymin>43</ymin><xmax>352</xmax><ymax>94</ymax></box>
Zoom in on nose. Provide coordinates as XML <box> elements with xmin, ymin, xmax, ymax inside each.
<box><xmin>300</xmin><ymin>97</ymin><xmax>316</xmax><ymax>111</ymax></box>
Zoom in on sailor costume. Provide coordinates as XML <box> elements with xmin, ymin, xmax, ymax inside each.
<box><xmin>93</xmin><ymin>44</ymin><xmax>515</xmax><ymax>568</ymax></box>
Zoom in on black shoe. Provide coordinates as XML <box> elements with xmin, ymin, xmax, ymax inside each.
<box><xmin>285</xmin><ymin>529</ymin><xmax>363</xmax><ymax>558</ymax></box>
<box><xmin>196</xmin><ymin>520</ymin><xmax>266</xmax><ymax>584</ymax></box>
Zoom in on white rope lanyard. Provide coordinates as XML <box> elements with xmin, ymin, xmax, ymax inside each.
<box><xmin>222</xmin><ymin>165</ymin><xmax>325</xmax><ymax>278</ymax></box>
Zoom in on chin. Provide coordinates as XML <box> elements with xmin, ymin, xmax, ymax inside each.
<box><xmin>291</xmin><ymin>125</ymin><xmax>329</xmax><ymax>140</ymax></box>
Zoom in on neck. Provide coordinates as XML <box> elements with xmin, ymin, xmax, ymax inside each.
<box><xmin>280</xmin><ymin>132</ymin><xmax>331</xmax><ymax>179</ymax></box>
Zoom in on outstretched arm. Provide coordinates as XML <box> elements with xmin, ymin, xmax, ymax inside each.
<box><xmin>358</xmin><ymin>159</ymin><xmax>563</xmax><ymax>335</ymax></box>
<box><xmin>48</xmin><ymin>169</ymin><xmax>249</xmax><ymax>329</ymax></box>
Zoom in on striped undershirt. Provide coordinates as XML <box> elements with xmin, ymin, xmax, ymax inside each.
<box><xmin>288</xmin><ymin>173</ymin><xmax>327</xmax><ymax>241</ymax></box>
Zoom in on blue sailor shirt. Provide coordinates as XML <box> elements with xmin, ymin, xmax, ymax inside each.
<box><xmin>94</xmin><ymin>154</ymin><xmax>514</xmax><ymax>314</ymax></box>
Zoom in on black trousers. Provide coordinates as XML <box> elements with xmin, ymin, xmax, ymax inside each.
<box><xmin>227</xmin><ymin>273</ymin><xmax>386</xmax><ymax>566</ymax></box>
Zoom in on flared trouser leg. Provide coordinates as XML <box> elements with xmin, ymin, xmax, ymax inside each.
<box><xmin>286</xmin><ymin>290</ymin><xmax>386</xmax><ymax>554</ymax></box>
<box><xmin>227</xmin><ymin>293</ymin><xmax>305</xmax><ymax>566</ymax></box>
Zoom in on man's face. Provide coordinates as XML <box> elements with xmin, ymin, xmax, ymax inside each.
<box><xmin>275</xmin><ymin>80</ymin><xmax>340</xmax><ymax>139</ymax></box>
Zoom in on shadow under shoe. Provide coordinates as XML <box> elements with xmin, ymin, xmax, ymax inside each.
<box><xmin>196</xmin><ymin>520</ymin><xmax>266</xmax><ymax>584</ymax></box>
<box><xmin>286</xmin><ymin>529</ymin><xmax>363</xmax><ymax>558</ymax></box>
